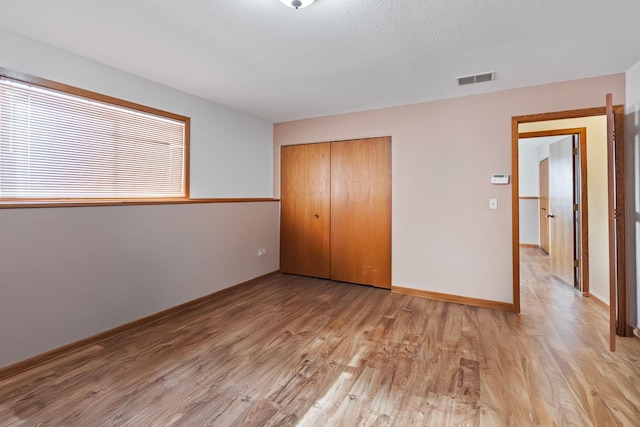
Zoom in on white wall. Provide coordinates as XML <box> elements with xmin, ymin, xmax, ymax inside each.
<box><xmin>518</xmin><ymin>142</ymin><xmax>542</xmax><ymax>197</ymax></box>
<box><xmin>0</xmin><ymin>29</ymin><xmax>279</xmax><ymax>368</ymax></box>
<box><xmin>520</xmin><ymin>117</ymin><xmax>609</xmax><ymax>303</ymax></box>
<box><xmin>518</xmin><ymin>198</ymin><xmax>540</xmax><ymax>246</ymax></box>
<box><xmin>538</xmin><ymin>142</ymin><xmax>551</xmax><ymax>162</ymax></box>
<box><xmin>0</xmin><ymin>203</ymin><xmax>280</xmax><ymax>368</ymax></box>
<box><xmin>626</xmin><ymin>59</ymin><xmax>640</xmax><ymax>328</ymax></box>
<box><xmin>518</xmin><ymin>142</ymin><xmax>541</xmax><ymax>245</ymax></box>
<box><xmin>274</xmin><ymin>74</ymin><xmax>625</xmax><ymax>306</ymax></box>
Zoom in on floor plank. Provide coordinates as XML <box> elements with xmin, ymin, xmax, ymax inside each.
<box><xmin>1</xmin><ymin>247</ymin><xmax>639</xmax><ymax>426</ymax></box>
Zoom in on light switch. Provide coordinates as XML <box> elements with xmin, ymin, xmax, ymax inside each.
<box><xmin>489</xmin><ymin>198</ymin><xmax>498</xmax><ymax>210</ymax></box>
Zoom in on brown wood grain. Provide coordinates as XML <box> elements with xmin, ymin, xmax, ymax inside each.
<box><xmin>1</xmin><ymin>250</ymin><xmax>640</xmax><ymax>425</ymax></box>
<box><xmin>613</xmin><ymin>104</ymin><xmax>628</xmax><ymax>336</ymax></box>
<box><xmin>606</xmin><ymin>94</ymin><xmax>616</xmax><ymax>351</ymax></box>
<box><xmin>539</xmin><ymin>158</ymin><xmax>550</xmax><ymax>254</ymax></box>
<box><xmin>280</xmin><ymin>143</ymin><xmax>331</xmax><ymax>278</ymax></box>
<box><xmin>549</xmin><ymin>136</ymin><xmax>575</xmax><ymax>286</ymax></box>
<box><xmin>330</xmin><ymin>137</ymin><xmax>392</xmax><ymax>289</ymax></box>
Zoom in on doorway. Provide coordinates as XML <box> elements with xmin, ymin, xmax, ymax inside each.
<box><xmin>511</xmin><ymin>106</ymin><xmax>630</xmax><ymax>339</ymax></box>
<box><xmin>518</xmin><ymin>129</ymin><xmax>588</xmax><ymax>293</ymax></box>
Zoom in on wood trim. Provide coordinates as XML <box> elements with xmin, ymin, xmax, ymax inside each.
<box><xmin>519</xmin><ymin>196</ymin><xmax>540</xmax><ymax>200</ymax></box>
<box><xmin>0</xmin><ymin>271</ymin><xmax>280</xmax><ymax>381</ymax></box>
<box><xmin>184</xmin><ymin>119</ymin><xmax>191</xmax><ymax>197</ymax></box>
<box><xmin>0</xmin><ymin>198</ymin><xmax>280</xmax><ymax>209</ymax></box>
<box><xmin>513</xmin><ymin>107</ymin><xmax>608</xmax><ymax>123</ymax></box>
<box><xmin>520</xmin><ymin>129</ymin><xmax>585</xmax><ymax>139</ymax></box>
<box><xmin>519</xmin><ymin>243</ymin><xmax>539</xmax><ymax>248</ymax></box>
<box><xmin>606</xmin><ymin>95</ymin><xmax>616</xmax><ymax>351</ymax></box>
<box><xmin>511</xmin><ymin>118</ymin><xmax>521</xmax><ymax>313</ymax></box>
<box><xmin>392</xmin><ymin>286</ymin><xmax>515</xmax><ymax>312</ymax></box>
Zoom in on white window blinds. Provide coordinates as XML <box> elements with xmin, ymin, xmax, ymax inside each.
<box><xmin>0</xmin><ymin>76</ymin><xmax>186</xmax><ymax>199</ymax></box>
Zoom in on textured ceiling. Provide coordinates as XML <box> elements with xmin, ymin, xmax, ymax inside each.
<box><xmin>0</xmin><ymin>0</ymin><xmax>639</xmax><ymax>122</ymax></box>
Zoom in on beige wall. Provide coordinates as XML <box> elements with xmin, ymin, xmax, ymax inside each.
<box><xmin>520</xmin><ymin>117</ymin><xmax>609</xmax><ymax>303</ymax></box>
<box><xmin>274</xmin><ymin>74</ymin><xmax>625</xmax><ymax>305</ymax></box>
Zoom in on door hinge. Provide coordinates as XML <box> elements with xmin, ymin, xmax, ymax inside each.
<box><xmin>574</xmin><ymin>260</ymin><xmax>580</xmax><ymax>267</ymax></box>
<box><xmin>573</xmin><ymin>148</ymin><xmax>578</xmax><ymax>155</ymax></box>
<box><xmin>574</xmin><ymin>204</ymin><xmax>579</xmax><ymax>211</ymax></box>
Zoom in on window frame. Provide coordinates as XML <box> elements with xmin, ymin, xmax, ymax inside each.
<box><xmin>0</xmin><ymin>67</ymin><xmax>191</xmax><ymax>207</ymax></box>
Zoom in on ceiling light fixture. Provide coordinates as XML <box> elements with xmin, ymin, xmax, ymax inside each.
<box><xmin>280</xmin><ymin>0</ymin><xmax>315</xmax><ymax>9</ymax></box>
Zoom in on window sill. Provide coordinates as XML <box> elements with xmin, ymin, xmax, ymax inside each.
<box><xmin>0</xmin><ymin>198</ymin><xmax>279</xmax><ymax>209</ymax></box>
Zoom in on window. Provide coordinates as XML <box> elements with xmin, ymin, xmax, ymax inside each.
<box><xmin>0</xmin><ymin>69</ymin><xmax>189</xmax><ymax>203</ymax></box>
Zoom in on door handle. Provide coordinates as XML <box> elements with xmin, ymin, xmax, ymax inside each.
<box><xmin>546</xmin><ymin>214</ymin><xmax>555</xmax><ymax>218</ymax></box>
<box><xmin>314</xmin><ymin>214</ymin><xmax>319</xmax><ymax>218</ymax></box>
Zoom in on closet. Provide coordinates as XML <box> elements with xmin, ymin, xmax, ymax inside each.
<box><xmin>280</xmin><ymin>136</ymin><xmax>391</xmax><ymax>289</ymax></box>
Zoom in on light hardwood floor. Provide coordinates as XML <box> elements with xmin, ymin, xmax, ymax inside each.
<box><xmin>1</xmin><ymin>247</ymin><xmax>639</xmax><ymax>426</ymax></box>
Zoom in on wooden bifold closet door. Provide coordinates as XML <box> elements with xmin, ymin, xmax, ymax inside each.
<box><xmin>280</xmin><ymin>137</ymin><xmax>391</xmax><ymax>289</ymax></box>
<box><xmin>280</xmin><ymin>142</ymin><xmax>331</xmax><ymax>279</ymax></box>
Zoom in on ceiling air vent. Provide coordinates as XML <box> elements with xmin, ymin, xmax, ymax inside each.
<box><xmin>457</xmin><ymin>72</ymin><xmax>495</xmax><ymax>86</ymax></box>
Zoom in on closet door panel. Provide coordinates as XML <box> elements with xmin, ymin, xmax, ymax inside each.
<box><xmin>280</xmin><ymin>143</ymin><xmax>331</xmax><ymax>278</ymax></box>
<box><xmin>331</xmin><ymin>137</ymin><xmax>391</xmax><ymax>288</ymax></box>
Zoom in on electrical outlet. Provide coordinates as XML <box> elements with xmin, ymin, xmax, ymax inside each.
<box><xmin>257</xmin><ymin>248</ymin><xmax>267</xmax><ymax>257</ymax></box>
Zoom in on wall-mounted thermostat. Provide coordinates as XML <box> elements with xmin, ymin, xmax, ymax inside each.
<box><xmin>491</xmin><ymin>174</ymin><xmax>510</xmax><ymax>184</ymax></box>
